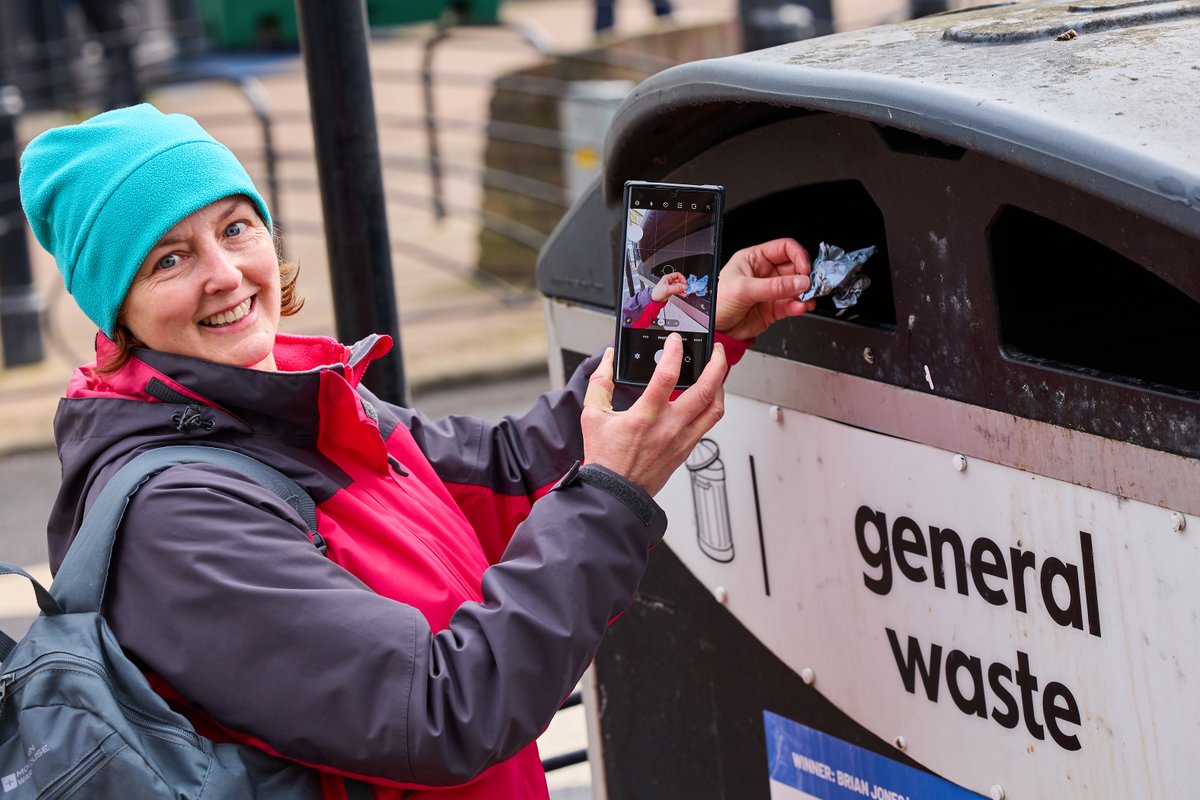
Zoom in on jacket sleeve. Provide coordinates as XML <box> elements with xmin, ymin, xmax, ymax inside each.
<box><xmin>106</xmin><ymin>460</ymin><xmax>666</xmax><ymax>787</ymax></box>
<box><xmin>620</xmin><ymin>285</ymin><xmax>654</xmax><ymax>323</ymax></box>
<box><xmin>366</xmin><ymin>352</ymin><xmax>602</xmax><ymax>564</ymax></box>
<box><xmin>630</xmin><ymin>298</ymin><xmax>667</xmax><ymax>329</ymax></box>
<box><xmin>370</xmin><ymin>335</ymin><xmax>750</xmax><ymax>564</ymax></box>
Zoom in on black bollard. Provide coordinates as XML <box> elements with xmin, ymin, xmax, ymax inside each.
<box><xmin>293</xmin><ymin>0</ymin><xmax>407</xmax><ymax>406</ymax></box>
<box><xmin>738</xmin><ymin>0</ymin><xmax>824</xmax><ymax>50</ymax></box>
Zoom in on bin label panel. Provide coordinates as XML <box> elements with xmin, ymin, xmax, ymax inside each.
<box><xmin>656</xmin><ymin>394</ymin><xmax>1200</xmax><ymax>799</ymax></box>
<box><xmin>764</xmin><ymin>711</ymin><xmax>984</xmax><ymax>800</ymax></box>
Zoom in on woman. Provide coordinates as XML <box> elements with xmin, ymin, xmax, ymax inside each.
<box><xmin>19</xmin><ymin>104</ymin><xmax>816</xmax><ymax>799</ymax></box>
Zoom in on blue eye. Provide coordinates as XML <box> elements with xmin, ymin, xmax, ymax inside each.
<box><xmin>225</xmin><ymin>221</ymin><xmax>246</xmax><ymax>237</ymax></box>
<box><xmin>156</xmin><ymin>253</ymin><xmax>179</xmax><ymax>270</ymax></box>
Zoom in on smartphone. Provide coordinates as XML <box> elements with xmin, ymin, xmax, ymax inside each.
<box><xmin>613</xmin><ymin>181</ymin><xmax>725</xmax><ymax>388</ymax></box>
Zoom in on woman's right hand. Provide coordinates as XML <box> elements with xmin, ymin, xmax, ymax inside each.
<box><xmin>580</xmin><ymin>334</ymin><xmax>726</xmax><ymax>496</ymax></box>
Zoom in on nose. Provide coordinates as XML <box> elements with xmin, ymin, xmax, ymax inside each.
<box><xmin>199</xmin><ymin>244</ymin><xmax>243</xmax><ymax>294</ymax></box>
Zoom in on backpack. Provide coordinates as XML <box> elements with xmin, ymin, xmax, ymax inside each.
<box><xmin>0</xmin><ymin>445</ymin><xmax>372</xmax><ymax>799</ymax></box>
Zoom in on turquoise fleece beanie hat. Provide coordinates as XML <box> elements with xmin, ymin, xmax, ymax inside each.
<box><xmin>18</xmin><ymin>104</ymin><xmax>273</xmax><ymax>338</ymax></box>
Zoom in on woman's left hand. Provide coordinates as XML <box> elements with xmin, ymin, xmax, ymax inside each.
<box><xmin>714</xmin><ymin>238</ymin><xmax>818</xmax><ymax>341</ymax></box>
<box><xmin>651</xmin><ymin>271</ymin><xmax>688</xmax><ymax>303</ymax></box>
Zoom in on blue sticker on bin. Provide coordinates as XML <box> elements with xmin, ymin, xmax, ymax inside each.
<box><xmin>764</xmin><ymin>711</ymin><xmax>987</xmax><ymax>800</ymax></box>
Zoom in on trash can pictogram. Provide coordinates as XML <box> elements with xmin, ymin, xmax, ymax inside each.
<box><xmin>686</xmin><ymin>438</ymin><xmax>733</xmax><ymax>563</ymax></box>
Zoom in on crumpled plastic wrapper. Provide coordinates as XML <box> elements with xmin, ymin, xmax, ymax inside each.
<box><xmin>686</xmin><ymin>273</ymin><xmax>709</xmax><ymax>298</ymax></box>
<box><xmin>799</xmin><ymin>242</ymin><xmax>877</xmax><ymax>310</ymax></box>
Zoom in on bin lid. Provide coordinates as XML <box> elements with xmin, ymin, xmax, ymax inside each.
<box><xmin>686</xmin><ymin>439</ymin><xmax>722</xmax><ymax>471</ymax></box>
<box><xmin>602</xmin><ymin>0</ymin><xmax>1200</xmax><ymax>237</ymax></box>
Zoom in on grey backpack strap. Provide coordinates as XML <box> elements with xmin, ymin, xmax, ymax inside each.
<box><xmin>34</xmin><ymin>446</ymin><xmax>376</xmax><ymax>799</ymax></box>
<box><xmin>0</xmin><ymin>563</ymin><xmax>64</xmax><ymax>660</ymax></box>
<box><xmin>50</xmin><ymin>445</ymin><xmax>316</xmax><ymax>615</ymax></box>
<box><xmin>0</xmin><ymin>562</ymin><xmax>63</xmax><ymax>617</ymax></box>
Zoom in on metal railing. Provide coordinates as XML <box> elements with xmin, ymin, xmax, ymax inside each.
<box><xmin>541</xmin><ymin>690</ymin><xmax>588</xmax><ymax>773</ymax></box>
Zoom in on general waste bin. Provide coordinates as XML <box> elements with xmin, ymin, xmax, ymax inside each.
<box><xmin>536</xmin><ymin>1</ymin><xmax>1200</xmax><ymax>798</ymax></box>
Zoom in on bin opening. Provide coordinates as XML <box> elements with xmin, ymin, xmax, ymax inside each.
<box><xmin>991</xmin><ymin>205</ymin><xmax>1200</xmax><ymax>396</ymax></box>
<box><xmin>723</xmin><ymin>180</ymin><xmax>894</xmax><ymax>328</ymax></box>
<box><xmin>873</xmin><ymin>124</ymin><xmax>967</xmax><ymax>161</ymax></box>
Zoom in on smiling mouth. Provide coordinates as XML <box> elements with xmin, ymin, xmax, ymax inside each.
<box><xmin>200</xmin><ymin>296</ymin><xmax>253</xmax><ymax>328</ymax></box>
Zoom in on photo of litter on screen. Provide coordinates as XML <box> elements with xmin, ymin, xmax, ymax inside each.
<box><xmin>619</xmin><ymin>198</ymin><xmax>717</xmax><ymax>334</ymax></box>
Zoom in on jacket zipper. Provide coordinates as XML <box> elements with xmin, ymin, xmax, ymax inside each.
<box><xmin>0</xmin><ymin>652</ymin><xmax>203</xmax><ymax>749</ymax></box>
<box><xmin>42</xmin><ymin>743</ymin><xmax>108</xmax><ymax>800</ymax></box>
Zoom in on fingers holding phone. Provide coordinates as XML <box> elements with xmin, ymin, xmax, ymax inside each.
<box><xmin>583</xmin><ymin>334</ymin><xmax>726</xmax><ymax>497</ymax></box>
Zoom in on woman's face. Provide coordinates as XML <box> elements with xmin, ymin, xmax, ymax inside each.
<box><xmin>122</xmin><ymin>196</ymin><xmax>281</xmax><ymax>371</ymax></box>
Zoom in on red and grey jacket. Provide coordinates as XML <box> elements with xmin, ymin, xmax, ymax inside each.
<box><xmin>47</xmin><ymin>331</ymin><xmax>749</xmax><ymax>798</ymax></box>
<box><xmin>620</xmin><ymin>285</ymin><xmax>667</xmax><ymax>329</ymax></box>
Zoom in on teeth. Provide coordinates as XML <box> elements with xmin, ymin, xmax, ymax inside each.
<box><xmin>201</xmin><ymin>297</ymin><xmax>252</xmax><ymax>327</ymax></box>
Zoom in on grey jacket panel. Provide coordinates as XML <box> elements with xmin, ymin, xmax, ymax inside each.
<box><xmin>370</xmin><ymin>354</ymin><xmax>601</xmax><ymax>497</ymax></box>
<box><xmin>371</xmin><ymin>350</ymin><xmax>647</xmax><ymax>500</ymax></box>
<box><xmin>109</xmin><ymin>461</ymin><xmax>664</xmax><ymax>785</ymax></box>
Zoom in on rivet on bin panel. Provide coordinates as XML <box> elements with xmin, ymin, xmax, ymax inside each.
<box><xmin>769</xmin><ymin>405</ymin><xmax>783</xmax><ymax>423</ymax></box>
<box><xmin>713</xmin><ymin>586</ymin><xmax>730</xmax><ymax>605</ymax></box>
<box><xmin>953</xmin><ymin>454</ymin><xmax>968</xmax><ymax>473</ymax></box>
<box><xmin>800</xmin><ymin>667</ymin><xmax>815</xmax><ymax>686</ymax></box>
<box><xmin>862</xmin><ymin>347</ymin><xmax>875</xmax><ymax>365</ymax></box>
<box><xmin>1170</xmin><ymin>512</ymin><xmax>1186</xmax><ymax>533</ymax></box>
<box><xmin>892</xmin><ymin>735</ymin><xmax>907</xmax><ymax>751</ymax></box>
<box><xmin>989</xmin><ymin>785</ymin><xmax>1006</xmax><ymax>800</ymax></box>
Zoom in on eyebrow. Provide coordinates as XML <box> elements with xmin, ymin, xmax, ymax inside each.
<box><xmin>151</xmin><ymin>198</ymin><xmax>247</xmax><ymax>248</ymax></box>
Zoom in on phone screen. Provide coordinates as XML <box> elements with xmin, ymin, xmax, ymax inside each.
<box><xmin>614</xmin><ymin>181</ymin><xmax>725</xmax><ymax>388</ymax></box>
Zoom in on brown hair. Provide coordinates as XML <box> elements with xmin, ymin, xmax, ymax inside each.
<box><xmin>96</xmin><ymin>256</ymin><xmax>304</xmax><ymax>375</ymax></box>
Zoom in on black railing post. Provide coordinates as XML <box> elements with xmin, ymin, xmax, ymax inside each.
<box><xmin>26</xmin><ymin>0</ymin><xmax>72</xmax><ymax>109</ymax></box>
<box><xmin>293</xmin><ymin>0</ymin><xmax>407</xmax><ymax>405</ymax></box>
<box><xmin>0</xmin><ymin>89</ymin><xmax>45</xmax><ymax>367</ymax></box>
<box><xmin>80</xmin><ymin>0</ymin><xmax>144</xmax><ymax>110</ymax></box>
<box><xmin>421</xmin><ymin>27</ymin><xmax>450</xmax><ymax>221</ymax></box>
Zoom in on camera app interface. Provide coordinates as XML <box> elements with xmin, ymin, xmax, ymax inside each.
<box><xmin>618</xmin><ymin>186</ymin><xmax>719</xmax><ymax>385</ymax></box>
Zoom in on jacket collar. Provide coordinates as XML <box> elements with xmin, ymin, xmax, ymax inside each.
<box><xmin>66</xmin><ymin>331</ymin><xmax>394</xmax><ymax>436</ymax></box>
